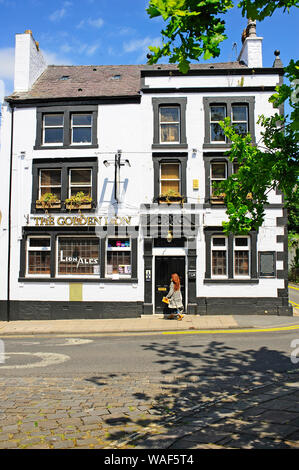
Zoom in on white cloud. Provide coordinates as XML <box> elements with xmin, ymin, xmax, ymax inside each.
<box><xmin>42</xmin><ymin>50</ymin><xmax>72</xmax><ymax>65</ymax></box>
<box><xmin>49</xmin><ymin>1</ymin><xmax>72</xmax><ymax>22</ymax></box>
<box><xmin>76</xmin><ymin>17</ymin><xmax>104</xmax><ymax>29</ymax></box>
<box><xmin>123</xmin><ymin>37</ymin><xmax>161</xmax><ymax>53</ymax></box>
<box><xmin>0</xmin><ymin>48</ymin><xmax>15</xmax><ymax>80</ymax></box>
<box><xmin>123</xmin><ymin>36</ymin><xmax>161</xmax><ymax>62</ymax></box>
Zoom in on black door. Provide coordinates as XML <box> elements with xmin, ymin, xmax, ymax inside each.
<box><xmin>155</xmin><ymin>256</ymin><xmax>185</xmax><ymax>314</ymax></box>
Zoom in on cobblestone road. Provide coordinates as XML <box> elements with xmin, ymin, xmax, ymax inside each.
<box><xmin>0</xmin><ymin>370</ymin><xmax>298</xmax><ymax>449</ymax></box>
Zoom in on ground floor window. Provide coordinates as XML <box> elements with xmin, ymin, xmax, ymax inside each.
<box><xmin>57</xmin><ymin>237</ymin><xmax>99</xmax><ymax>277</ymax></box>
<box><xmin>211</xmin><ymin>236</ymin><xmax>227</xmax><ymax>277</ymax></box>
<box><xmin>234</xmin><ymin>236</ymin><xmax>250</xmax><ymax>277</ymax></box>
<box><xmin>205</xmin><ymin>230</ymin><xmax>257</xmax><ymax>281</ymax></box>
<box><xmin>106</xmin><ymin>238</ymin><xmax>131</xmax><ymax>277</ymax></box>
<box><xmin>27</xmin><ymin>236</ymin><xmax>51</xmax><ymax>276</ymax></box>
<box><xmin>22</xmin><ymin>232</ymin><xmax>137</xmax><ymax>281</ymax></box>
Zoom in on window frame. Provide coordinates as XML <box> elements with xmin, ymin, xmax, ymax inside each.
<box><xmin>211</xmin><ymin>235</ymin><xmax>228</xmax><ymax>279</ymax></box>
<box><xmin>203</xmin><ymin>96</ymin><xmax>255</xmax><ymax>148</ymax></box>
<box><xmin>231</xmin><ymin>104</ymin><xmax>249</xmax><ymax>137</ymax></box>
<box><xmin>42</xmin><ymin>113</ymin><xmax>64</xmax><ymax>146</ymax></box>
<box><xmin>210</xmin><ymin>105</ymin><xmax>227</xmax><ymax>143</ymax></box>
<box><xmin>31</xmin><ymin>158</ymin><xmax>98</xmax><ymax>213</ymax></box>
<box><xmin>26</xmin><ymin>235</ymin><xmax>52</xmax><ymax>278</ymax></box>
<box><xmin>210</xmin><ymin>161</ymin><xmax>227</xmax><ymax>203</ymax></box>
<box><xmin>105</xmin><ymin>237</ymin><xmax>132</xmax><ymax>279</ymax></box>
<box><xmin>234</xmin><ymin>236</ymin><xmax>251</xmax><ymax>278</ymax></box>
<box><xmin>159</xmin><ymin>105</ymin><xmax>181</xmax><ymax>144</ymax></box>
<box><xmin>69</xmin><ymin>168</ymin><xmax>92</xmax><ymax>198</ymax></box>
<box><xmin>152</xmin><ymin>153</ymin><xmax>188</xmax><ymax>202</ymax></box>
<box><xmin>204</xmin><ymin>229</ymin><xmax>258</xmax><ymax>283</ymax></box>
<box><xmin>38</xmin><ymin>168</ymin><xmax>62</xmax><ymax>200</ymax></box>
<box><xmin>70</xmin><ymin>113</ymin><xmax>93</xmax><ymax>145</ymax></box>
<box><xmin>152</xmin><ymin>98</ymin><xmax>187</xmax><ymax>149</ymax></box>
<box><xmin>159</xmin><ymin>162</ymin><xmax>181</xmax><ymax>195</ymax></box>
<box><xmin>56</xmin><ymin>235</ymin><xmax>100</xmax><ymax>279</ymax></box>
<box><xmin>35</xmin><ymin>105</ymin><xmax>98</xmax><ymax>150</ymax></box>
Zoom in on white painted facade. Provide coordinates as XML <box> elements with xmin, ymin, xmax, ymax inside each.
<box><xmin>0</xmin><ymin>30</ymin><xmax>292</xmax><ymax>320</ymax></box>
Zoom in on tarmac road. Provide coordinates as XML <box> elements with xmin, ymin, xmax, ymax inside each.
<box><xmin>0</xmin><ymin>328</ymin><xmax>299</xmax><ymax>449</ymax></box>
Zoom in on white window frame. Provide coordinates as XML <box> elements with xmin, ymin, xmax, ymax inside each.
<box><xmin>159</xmin><ymin>162</ymin><xmax>181</xmax><ymax>195</ymax></box>
<box><xmin>211</xmin><ymin>236</ymin><xmax>228</xmax><ymax>279</ymax></box>
<box><xmin>210</xmin><ymin>162</ymin><xmax>227</xmax><ymax>199</ymax></box>
<box><xmin>42</xmin><ymin>114</ymin><xmax>64</xmax><ymax>146</ymax></box>
<box><xmin>159</xmin><ymin>106</ymin><xmax>180</xmax><ymax>144</ymax></box>
<box><xmin>71</xmin><ymin>113</ymin><xmax>93</xmax><ymax>145</ymax></box>
<box><xmin>26</xmin><ymin>236</ymin><xmax>51</xmax><ymax>278</ymax></box>
<box><xmin>39</xmin><ymin>169</ymin><xmax>62</xmax><ymax>199</ymax></box>
<box><xmin>68</xmin><ymin>168</ymin><xmax>92</xmax><ymax>198</ymax></box>
<box><xmin>234</xmin><ymin>236</ymin><xmax>250</xmax><ymax>278</ymax></box>
<box><xmin>231</xmin><ymin>105</ymin><xmax>249</xmax><ymax>136</ymax></box>
<box><xmin>106</xmin><ymin>237</ymin><xmax>132</xmax><ymax>279</ymax></box>
<box><xmin>210</xmin><ymin>105</ymin><xmax>226</xmax><ymax>143</ymax></box>
<box><xmin>56</xmin><ymin>235</ymin><xmax>100</xmax><ymax>278</ymax></box>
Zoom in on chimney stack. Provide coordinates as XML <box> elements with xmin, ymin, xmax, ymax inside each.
<box><xmin>14</xmin><ymin>30</ymin><xmax>47</xmax><ymax>93</ymax></box>
<box><xmin>238</xmin><ymin>19</ymin><xmax>263</xmax><ymax>68</ymax></box>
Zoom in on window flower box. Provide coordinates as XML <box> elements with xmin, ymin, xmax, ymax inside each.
<box><xmin>156</xmin><ymin>190</ymin><xmax>186</xmax><ymax>205</ymax></box>
<box><xmin>36</xmin><ymin>193</ymin><xmax>61</xmax><ymax>211</ymax></box>
<box><xmin>65</xmin><ymin>191</ymin><xmax>93</xmax><ymax>211</ymax></box>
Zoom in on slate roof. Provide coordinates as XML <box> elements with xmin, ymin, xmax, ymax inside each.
<box><xmin>7</xmin><ymin>62</ymin><xmax>249</xmax><ymax>102</ymax></box>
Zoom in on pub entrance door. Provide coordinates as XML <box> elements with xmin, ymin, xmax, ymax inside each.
<box><xmin>154</xmin><ymin>256</ymin><xmax>185</xmax><ymax>314</ymax></box>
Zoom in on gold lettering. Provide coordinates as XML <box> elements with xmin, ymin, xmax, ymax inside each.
<box><xmin>48</xmin><ymin>216</ymin><xmax>55</xmax><ymax>226</ymax></box>
<box><xmin>123</xmin><ymin>216</ymin><xmax>132</xmax><ymax>225</ymax></box>
<box><xmin>88</xmin><ymin>217</ymin><xmax>95</xmax><ymax>226</ymax></box>
<box><xmin>80</xmin><ymin>216</ymin><xmax>87</xmax><ymax>225</ymax></box>
<box><xmin>94</xmin><ymin>217</ymin><xmax>102</xmax><ymax>225</ymax></box>
<box><xmin>57</xmin><ymin>217</ymin><xmax>65</xmax><ymax>226</ymax></box>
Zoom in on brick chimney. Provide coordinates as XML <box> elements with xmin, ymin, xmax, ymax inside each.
<box><xmin>14</xmin><ymin>30</ymin><xmax>47</xmax><ymax>92</ymax></box>
<box><xmin>238</xmin><ymin>19</ymin><xmax>263</xmax><ymax>68</ymax></box>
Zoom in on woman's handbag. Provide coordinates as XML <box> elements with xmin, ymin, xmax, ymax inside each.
<box><xmin>162</xmin><ymin>297</ymin><xmax>169</xmax><ymax>304</ymax></box>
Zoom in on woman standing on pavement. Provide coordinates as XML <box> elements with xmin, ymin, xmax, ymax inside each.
<box><xmin>166</xmin><ymin>273</ymin><xmax>184</xmax><ymax>320</ymax></box>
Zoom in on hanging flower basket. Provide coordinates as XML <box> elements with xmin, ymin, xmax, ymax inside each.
<box><xmin>156</xmin><ymin>190</ymin><xmax>186</xmax><ymax>205</ymax></box>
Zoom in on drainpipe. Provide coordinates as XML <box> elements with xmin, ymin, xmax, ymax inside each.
<box><xmin>7</xmin><ymin>103</ymin><xmax>14</xmax><ymax>322</ymax></box>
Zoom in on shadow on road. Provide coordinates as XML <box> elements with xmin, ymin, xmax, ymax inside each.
<box><xmin>86</xmin><ymin>339</ymin><xmax>298</xmax><ymax>448</ymax></box>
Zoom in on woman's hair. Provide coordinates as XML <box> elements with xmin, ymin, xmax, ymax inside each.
<box><xmin>171</xmin><ymin>273</ymin><xmax>180</xmax><ymax>291</ymax></box>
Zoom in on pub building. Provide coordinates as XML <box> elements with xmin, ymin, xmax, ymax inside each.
<box><xmin>0</xmin><ymin>24</ymin><xmax>292</xmax><ymax>320</ymax></box>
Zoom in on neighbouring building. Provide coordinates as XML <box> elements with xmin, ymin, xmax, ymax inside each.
<box><xmin>0</xmin><ymin>24</ymin><xmax>293</xmax><ymax>320</ymax></box>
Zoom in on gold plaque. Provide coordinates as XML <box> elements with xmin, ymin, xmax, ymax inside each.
<box><xmin>158</xmin><ymin>287</ymin><xmax>167</xmax><ymax>291</ymax></box>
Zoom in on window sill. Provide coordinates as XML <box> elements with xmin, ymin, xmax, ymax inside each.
<box><xmin>34</xmin><ymin>144</ymin><xmax>99</xmax><ymax>151</ymax></box>
<box><xmin>152</xmin><ymin>143</ymin><xmax>188</xmax><ymax>150</ymax></box>
<box><xmin>204</xmin><ymin>278</ymin><xmax>259</xmax><ymax>284</ymax></box>
<box><xmin>19</xmin><ymin>277</ymin><xmax>138</xmax><ymax>283</ymax></box>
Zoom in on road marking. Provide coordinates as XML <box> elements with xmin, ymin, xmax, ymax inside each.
<box><xmin>0</xmin><ymin>352</ymin><xmax>70</xmax><ymax>369</ymax></box>
<box><xmin>162</xmin><ymin>325</ymin><xmax>299</xmax><ymax>335</ymax></box>
<box><xmin>289</xmin><ymin>285</ymin><xmax>299</xmax><ymax>291</ymax></box>
<box><xmin>55</xmin><ymin>338</ymin><xmax>93</xmax><ymax>346</ymax></box>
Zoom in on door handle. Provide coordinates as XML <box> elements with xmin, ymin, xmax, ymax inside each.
<box><xmin>158</xmin><ymin>287</ymin><xmax>167</xmax><ymax>291</ymax></box>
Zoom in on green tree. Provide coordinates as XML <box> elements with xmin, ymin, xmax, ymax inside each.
<box><xmin>147</xmin><ymin>0</ymin><xmax>299</xmax><ymax>235</ymax></box>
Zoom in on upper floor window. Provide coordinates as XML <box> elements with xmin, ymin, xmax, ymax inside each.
<box><xmin>35</xmin><ymin>106</ymin><xmax>98</xmax><ymax>150</ymax></box>
<box><xmin>152</xmin><ymin>98</ymin><xmax>187</xmax><ymax>149</ymax></box>
<box><xmin>160</xmin><ymin>163</ymin><xmax>181</xmax><ymax>194</ymax></box>
<box><xmin>210</xmin><ymin>161</ymin><xmax>227</xmax><ymax>204</ymax></box>
<box><xmin>43</xmin><ymin>114</ymin><xmax>64</xmax><ymax>145</ymax></box>
<box><xmin>231</xmin><ymin>105</ymin><xmax>248</xmax><ymax>136</ymax></box>
<box><xmin>71</xmin><ymin>114</ymin><xmax>92</xmax><ymax>144</ymax></box>
<box><xmin>210</xmin><ymin>106</ymin><xmax>226</xmax><ymax>142</ymax></box>
<box><xmin>203</xmin><ymin>97</ymin><xmax>255</xmax><ymax>148</ymax></box>
<box><xmin>32</xmin><ymin>158</ymin><xmax>98</xmax><ymax>213</ymax></box>
<box><xmin>159</xmin><ymin>106</ymin><xmax>180</xmax><ymax>144</ymax></box>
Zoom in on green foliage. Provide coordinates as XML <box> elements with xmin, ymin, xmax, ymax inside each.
<box><xmin>147</xmin><ymin>0</ymin><xmax>234</xmax><ymax>73</ymax></box>
<box><xmin>65</xmin><ymin>191</ymin><xmax>92</xmax><ymax>208</ymax></box>
<box><xmin>146</xmin><ymin>0</ymin><xmax>298</xmax><ymax>72</ymax></box>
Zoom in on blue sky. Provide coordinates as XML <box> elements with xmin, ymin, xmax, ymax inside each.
<box><xmin>0</xmin><ymin>0</ymin><xmax>298</xmax><ymax>101</ymax></box>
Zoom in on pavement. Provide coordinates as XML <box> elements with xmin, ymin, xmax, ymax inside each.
<box><xmin>0</xmin><ymin>309</ymin><xmax>299</xmax><ymax>336</ymax></box>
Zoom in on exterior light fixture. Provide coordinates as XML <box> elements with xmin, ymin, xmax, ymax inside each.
<box><xmin>166</xmin><ymin>230</ymin><xmax>173</xmax><ymax>243</ymax></box>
